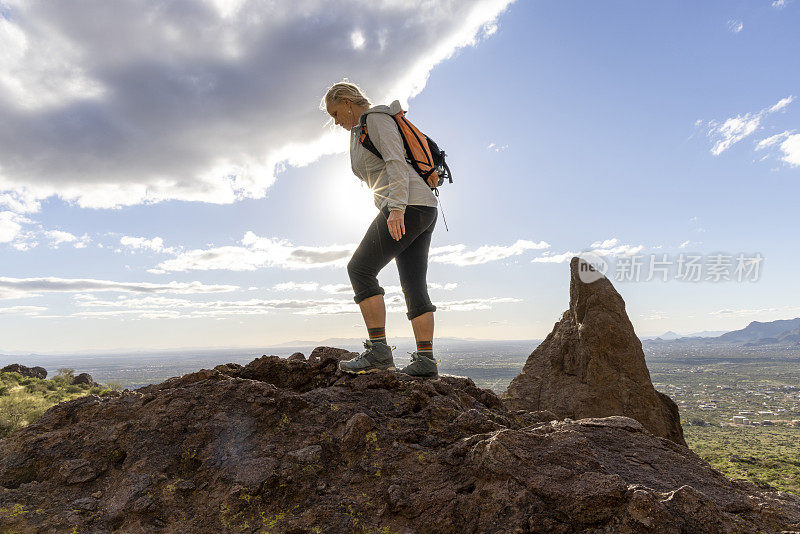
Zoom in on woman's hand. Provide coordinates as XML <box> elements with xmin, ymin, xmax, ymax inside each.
<box><xmin>387</xmin><ymin>209</ymin><xmax>405</xmax><ymax>241</ymax></box>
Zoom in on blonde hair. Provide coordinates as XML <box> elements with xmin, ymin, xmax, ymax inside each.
<box><xmin>320</xmin><ymin>80</ymin><xmax>371</xmax><ymax>111</ymax></box>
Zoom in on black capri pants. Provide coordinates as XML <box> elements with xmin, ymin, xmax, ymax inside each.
<box><xmin>347</xmin><ymin>204</ymin><xmax>438</xmax><ymax>320</ymax></box>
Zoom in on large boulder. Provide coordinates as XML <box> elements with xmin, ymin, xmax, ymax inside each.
<box><xmin>1</xmin><ymin>347</ymin><xmax>798</xmax><ymax>533</ymax></box>
<box><xmin>502</xmin><ymin>256</ymin><xmax>686</xmax><ymax>446</ymax></box>
<box><xmin>72</xmin><ymin>373</ymin><xmax>96</xmax><ymax>386</ymax></box>
<box><xmin>1</xmin><ymin>364</ymin><xmax>47</xmax><ymax>380</ymax></box>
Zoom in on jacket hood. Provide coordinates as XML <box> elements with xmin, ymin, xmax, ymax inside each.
<box><xmin>356</xmin><ymin>100</ymin><xmax>404</xmax><ymax>129</ymax></box>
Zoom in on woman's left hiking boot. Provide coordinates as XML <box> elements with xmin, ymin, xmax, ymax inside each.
<box><xmin>338</xmin><ymin>340</ymin><xmax>396</xmax><ymax>374</ymax></box>
<box><xmin>399</xmin><ymin>351</ymin><xmax>439</xmax><ymax>378</ymax></box>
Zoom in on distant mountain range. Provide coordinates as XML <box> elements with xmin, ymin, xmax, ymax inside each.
<box><xmin>4</xmin><ymin>319</ymin><xmax>800</xmax><ymax>359</ymax></box>
<box><xmin>642</xmin><ymin>317</ymin><xmax>800</xmax><ymax>347</ymax></box>
<box><xmin>641</xmin><ymin>330</ymin><xmax>728</xmax><ymax>341</ymax></box>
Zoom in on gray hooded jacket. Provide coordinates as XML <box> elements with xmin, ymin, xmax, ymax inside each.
<box><xmin>349</xmin><ymin>100</ymin><xmax>438</xmax><ymax>213</ymax></box>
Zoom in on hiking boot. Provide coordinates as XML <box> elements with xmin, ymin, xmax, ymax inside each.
<box><xmin>399</xmin><ymin>352</ymin><xmax>438</xmax><ymax>378</ymax></box>
<box><xmin>338</xmin><ymin>340</ymin><xmax>396</xmax><ymax>374</ymax></box>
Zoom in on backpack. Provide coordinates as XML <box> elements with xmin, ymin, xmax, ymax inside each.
<box><xmin>358</xmin><ymin>106</ymin><xmax>453</xmax><ymax>193</ymax></box>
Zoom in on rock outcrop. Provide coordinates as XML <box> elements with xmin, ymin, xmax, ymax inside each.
<box><xmin>1</xmin><ymin>347</ymin><xmax>799</xmax><ymax>533</ymax></box>
<box><xmin>73</xmin><ymin>373</ymin><xmax>96</xmax><ymax>386</ymax></box>
<box><xmin>502</xmin><ymin>256</ymin><xmax>686</xmax><ymax>446</ymax></box>
<box><xmin>1</xmin><ymin>364</ymin><xmax>47</xmax><ymax>380</ymax></box>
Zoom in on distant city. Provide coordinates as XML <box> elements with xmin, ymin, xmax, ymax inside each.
<box><xmin>2</xmin><ymin>318</ymin><xmax>799</xmax><ymax>400</ymax></box>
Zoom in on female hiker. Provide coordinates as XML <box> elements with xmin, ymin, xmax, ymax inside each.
<box><xmin>321</xmin><ymin>81</ymin><xmax>439</xmax><ymax>378</ymax></box>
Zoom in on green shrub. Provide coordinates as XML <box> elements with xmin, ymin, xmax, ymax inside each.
<box><xmin>51</xmin><ymin>375</ymin><xmax>70</xmax><ymax>387</ymax></box>
<box><xmin>0</xmin><ymin>396</ymin><xmax>48</xmax><ymax>438</ymax></box>
<box><xmin>54</xmin><ymin>368</ymin><xmax>75</xmax><ymax>386</ymax></box>
<box><xmin>65</xmin><ymin>385</ymin><xmax>82</xmax><ymax>394</ymax></box>
<box><xmin>25</xmin><ymin>383</ymin><xmax>48</xmax><ymax>395</ymax></box>
<box><xmin>1</xmin><ymin>372</ymin><xmax>23</xmax><ymax>384</ymax></box>
<box><xmin>57</xmin><ymin>368</ymin><xmax>75</xmax><ymax>378</ymax></box>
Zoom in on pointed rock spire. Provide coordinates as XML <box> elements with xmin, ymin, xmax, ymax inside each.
<box><xmin>502</xmin><ymin>256</ymin><xmax>686</xmax><ymax>445</ymax></box>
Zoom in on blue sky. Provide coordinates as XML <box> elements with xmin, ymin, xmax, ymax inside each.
<box><xmin>1</xmin><ymin>0</ymin><xmax>799</xmax><ymax>353</ymax></box>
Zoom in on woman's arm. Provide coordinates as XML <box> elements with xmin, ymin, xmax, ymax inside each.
<box><xmin>365</xmin><ymin>113</ymin><xmax>411</xmax><ymax>214</ymax></box>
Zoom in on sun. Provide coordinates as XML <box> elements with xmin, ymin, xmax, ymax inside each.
<box><xmin>325</xmin><ymin>174</ymin><xmax>379</xmax><ymax>229</ymax></box>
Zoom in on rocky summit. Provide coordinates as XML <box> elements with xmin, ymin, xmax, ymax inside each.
<box><xmin>503</xmin><ymin>257</ymin><xmax>686</xmax><ymax>446</ymax></box>
<box><xmin>1</xmin><ymin>260</ymin><xmax>799</xmax><ymax>533</ymax></box>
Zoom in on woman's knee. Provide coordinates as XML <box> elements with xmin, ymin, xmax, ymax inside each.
<box><xmin>348</xmin><ymin>255</ymin><xmax>381</xmax><ymax>297</ymax></box>
<box><xmin>407</xmin><ymin>303</ymin><xmax>436</xmax><ymax>321</ymax></box>
<box><xmin>347</xmin><ymin>255</ymin><xmax>371</xmax><ymax>282</ymax></box>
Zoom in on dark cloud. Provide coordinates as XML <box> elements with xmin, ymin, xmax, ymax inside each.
<box><xmin>0</xmin><ymin>0</ymin><xmax>513</xmax><ymax>209</ymax></box>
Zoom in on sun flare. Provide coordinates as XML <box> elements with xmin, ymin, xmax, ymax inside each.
<box><xmin>325</xmin><ymin>174</ymin><xmax>380</xmax><ymax>229</ymax></box>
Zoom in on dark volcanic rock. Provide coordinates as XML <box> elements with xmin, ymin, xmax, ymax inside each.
<box><xmin>502</xmin><ymin>256</ymin><xmax>686</xmax><ymax>446</ymax></box>
<box><xmin>1</xmin><ymin>364</ymin><xmax>47</xmax><ymax>380</ymax></box>
<box><xmin>73</xmin><ymin>373</ymin><xmax>96</xmax><ymax>386</ymax></box>
<box><xmin>1</xmin><ymin>346</ymin><xmax>799</xmax><ymax>533</ymax></box>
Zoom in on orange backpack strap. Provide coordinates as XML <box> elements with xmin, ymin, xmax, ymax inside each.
<box><xmin>358</xmin><ymin>115</ymin><xmax>383</xmax><ymax>161</ymax></box>
<box><xmin>357</xmin><ymin>107</ymin><xmax>452</xmax><ymax>191</ymax></box>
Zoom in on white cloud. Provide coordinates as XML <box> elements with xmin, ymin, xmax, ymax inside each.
<box><xmin>0</xmin><ymin>211</ymin><xmax>23</xmax><ymax>242</ymax></box>
<box><xmin>727</xmin><ymin>19</ymin><xmax>743</xmax><ymax>33</ymax></box>
<box><xmin>709</xmin><ymin>114</ymin><xmax>761</xmax><ymax>156</ymax></box>
<box><xmin>430</xmin><ymin>239</ymin><xmax>549</xmax><ymax>266</ymax></box>
<box><xmin>593</xmin><ymin>243</ymin><xmax>644</xmax><ymax>257</ymax></box>
<box><xmin>321</xmin><ymin>283</ymin><xmax>353</xmax><ymax>294</ymax></box>
<box><xmin>154</xmin><ymin>231</ymin><xmax>357</xmax><ymax>272</ymax></box>
<box><xmin>487</xmin><ymin>142</ymin><xmax>508</xmax><ymax>152</ymax></box>
<box><xmin>772</xmin><ymin>0</ymin><xmax>787</xmax><ymax>7</ymax></box>
<box><xmin>777</xmin><ymin>133</ymin><xmax>800</xmax><ymax>166</ymax></box>
<box><xmin>273</xmin><ymin>281</ymin><xmax>320</xmax><ymax>292</ymax></box>
<box><xmin>71</xmin><ymin>292</ymin><xmax>519</xmax><ymax>319</ymax></box>
<box><xmin>12</xmin><ymin>240</ymin><xmax>37</xmax><ymax>251</ymax></box>
<box><xmin>531</xmin><ymin>251</ymin><xmax>579</xmax><ymax>264</ymax></box>
<box><xmin>272</xmin><ymin>281</ymin><xmax>456</xmax><ymax>294</ymax></box>
<box><xmin>769</xmin><ymin>95</ymin><xmax>795</xmax><ymax>113</ymax></box>
<box><xmin>1</xmin><ymin>212</ymin><xmax>94</xmax><ymax>250</ymax></box>
<box><xmin>0</xmin><ymin>305</ymin><xmax>47</xmax><ymax>316</ymax></box>
<box><xmin>433</xmin><ymin>297</ymin><xmax>521</xmax><ymax>312</ymax></box>
<box><xmin>531</xmin><ymin>238</ymin><xmax>643</xmax><ymax>264</ymax></box>
<box><xmin>709</xmin><ymin>306</ymin><xmax>800</xmax><ymax>318</ymax></box>
<box><xmin>350</xmin><ymin>30</ymin><xmax>366</xmax><ymax>50</ymax></box>
<box><xmin>752</xmin><ymin>127</ymin><xmax>800</xmax><ymax>167</ymax></box>
<box><xmin>755</xmin><ymin>130</ymin><xmax>794</xmax><ymax>150</ymax></box>
<box><xmin>0</xmin><ymin>190</ymin><xmax>41</xmax><ymax>213</ymax></box>
<box><xmin>0</xmin><ymin>0</ymin><xmax>514</xmax><ymax>210</ymax></box>
<box><xmin>151</xmin><ymin>233</ymin><xmax>550</xmax><ymax>272</ymax></box>
<box><xmin>0</xmin><ymin>276</ymin><xmax>238</xmax><ymax>300</ymax></box>
<box><xmin>702</xmin><ymin>95</ymin><xmax>794</xmax><ymax>156</ymax></box>
<box><xmin>639</xmin><ymin>310</ymin><xmax>667</xmax><ymax>321</ymax></box>
<box><xmin>428</xmin><ymin>282</ymin><xmax>458</xmax><ymax>291</ymax></box>
<box><xmin>590</xmin><ymin>238</ymin><xmax>619</xmax><ymax>249</ymax></box>
<box><xmin>43</xmin><ymin>229</ymin><xmax>77</xmax><ymax>248</ymax></box>
<box><xmin>120</xmin><ymin>235</ymin><xmax>175</xmax><ymax>254</ymax></box>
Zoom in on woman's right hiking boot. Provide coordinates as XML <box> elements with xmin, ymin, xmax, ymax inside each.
<box><xmin>338</xmin><ymin>340</ymin><xmax>396</xmax><ymax>374</ymax></box>
<box><xmin>399</xmin><ymin>352</ymin><xmax>438</xmax><ymax>378</ymax></box>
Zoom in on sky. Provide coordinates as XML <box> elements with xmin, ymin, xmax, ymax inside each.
<box><xmin>1</xmin><ymin>0</ymin><xmax>799</xmax><ymax>353</ymax></box>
